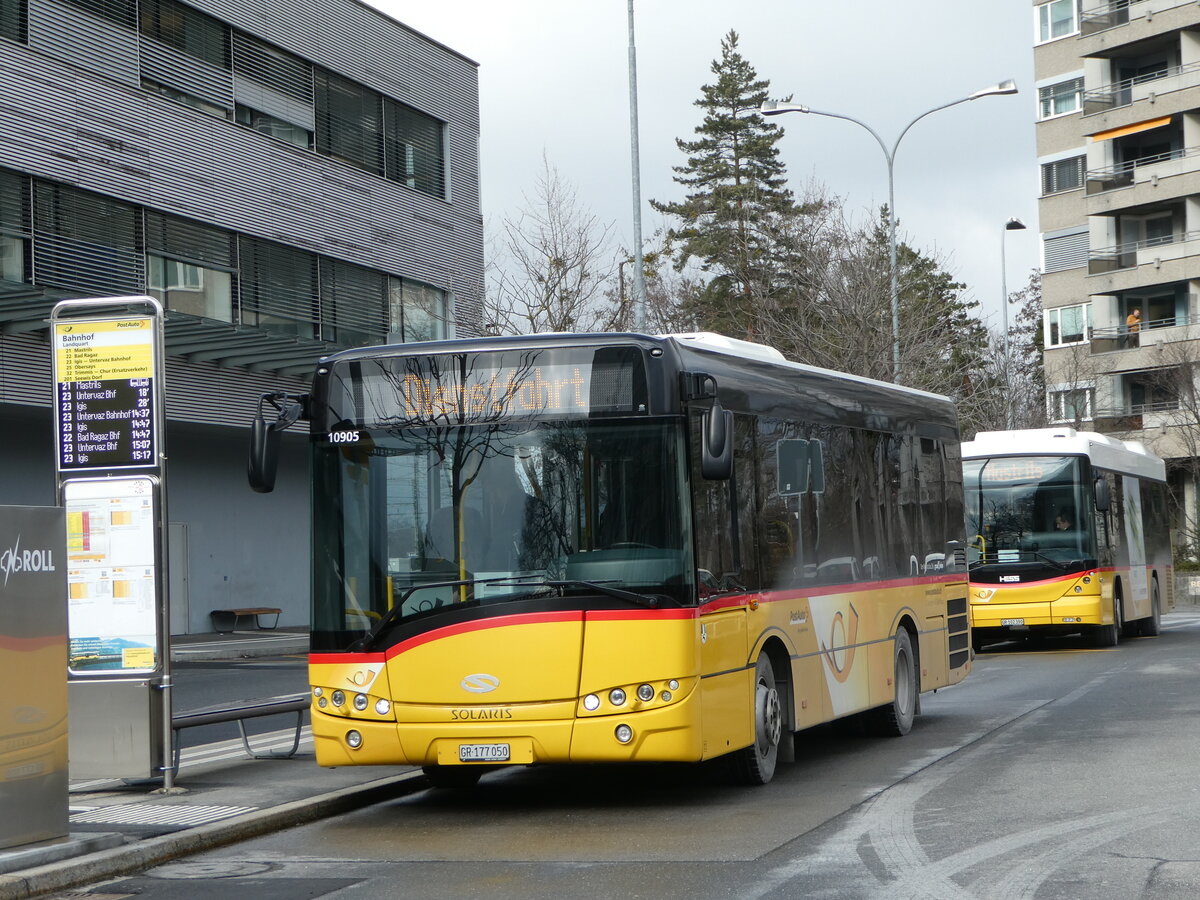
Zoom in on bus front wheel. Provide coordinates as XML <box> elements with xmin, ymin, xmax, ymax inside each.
<box><xmin>1094</xmin><ymin>591</ymin><xmax>1122</xmax><ymax>648</ymax></box>
<box><xmin>868</xmin><ymin>628</ymin><xmax>917</xmax><ymax>737</ymax></box>
<box><xmin>733</xmin><ymin>653</ymin><xmax>782</xmax><ymax>785</ymax></box>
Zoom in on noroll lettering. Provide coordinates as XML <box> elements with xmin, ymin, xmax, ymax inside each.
<box><xmin>0</xmin><ymin>536</ymin><xmax>56</xmax><ymax>586</ymax></box>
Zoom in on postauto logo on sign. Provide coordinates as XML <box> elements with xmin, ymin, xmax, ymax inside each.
<box><xmin>0</xmin><ymin>535</ymin><xmax>56</xmax><ymax>587</ymax></box>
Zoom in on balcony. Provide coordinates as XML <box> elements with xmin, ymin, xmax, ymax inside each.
<box><xmin>1083</xmin><ymin>62</ymin><xmax>1200</xmax><ymax>114</ymax></box>
<box><xmin>1081</xmin><ymin>0</ymin><xmax>1131</xmax><ymax>36</ymax></box>
<box><xmin>1088</xmin><ymin>229</ymin><xmax>1200</xmax><ymax>274</ymax></box>
<box><xmin>1089</xmin><ymin>312</ymin><xmax>1193</xmax><ymax>354</ymax></box>
<box><xmin>1086</xmin><ymin>145</ymin><xmax>1200</xmax><ymax>194</ymax></box>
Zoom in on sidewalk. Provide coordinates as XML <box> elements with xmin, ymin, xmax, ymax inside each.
<box><xmin>0</xmin><ymin>629</ymin><xmax>430</xmax><ymax>900</ymax></box>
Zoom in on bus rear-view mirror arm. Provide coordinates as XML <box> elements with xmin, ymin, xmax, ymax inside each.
<box><xmin>248</xmin><ymin>391</ymin><xmax>308</xmax><ymax>493</ymax></box>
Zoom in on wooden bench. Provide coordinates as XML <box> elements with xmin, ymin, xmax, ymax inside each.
<box><xmin>170</xmin><ymin>692</ymin><xmax>310</xmax><ymax>772</ymax></box>
<box><xmin>210</xmin><ymin>607</ymin><xmax>282</xmax><ymax>633</ymax></box>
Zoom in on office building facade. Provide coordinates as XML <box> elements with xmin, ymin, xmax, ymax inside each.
<box><xmin>0</xmin><ymin>0</ymin><xmax>484</xmax><ymax>629</ymax></box>
<box><xmin>1035</xmin><ymin>0</ymin><xmax>1200</xmax><ymax>552</ymax></box>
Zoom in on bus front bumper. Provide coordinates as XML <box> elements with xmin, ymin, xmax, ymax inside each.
<box><xmin>312</xmin><ymin>690</ymin><xmax>704</xmax><ymax>768</ymax></box>
<box><xmin>971</xmin><ymin>594</ymin><xmax>1105</xmax><ymax>633</ymax></box>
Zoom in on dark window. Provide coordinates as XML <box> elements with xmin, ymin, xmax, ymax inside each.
<box><xmin>0</xmin><ymin>0</ymin><xmax>28</xmax><ymax>41</ymax></box>
<box><xmin>315</xmin><ymin>69</ymin><xmax>383</xmax><ymax>175</ymax></box>
<box><xmin>235</xmin><ymin>105</ymin><xmax>313</xmax><ymax>149</ymax></box>
<box><xmin>384</xmin><ymin>99</ymin><xmax>446</xmax><ymax>197</ymax></box>
<box><xmin>0</xmin><ymin>168</ymin><xmax>29</xmax><ymax>284</ymax></box>
<box><xmin>60</xmin><ymin>0</ymin><xmax>134</xmax><ymax>28</ymax></box>
<box><xmin>232</xmin><ymin>31</ymin><xmax>313</xmax><ymax>102</ymax></box>
<box><xmin>140</xmin><ymin>0</ymin><xmax>229</xmax><ymax>69</ymax></box>
<box><xmin>238</xmin><ymin>237</ymin><xmax>318</xmax><ymax>338</ymax></box>
<box><xmin>319</xmin><ymin>258</ymin><xmax>387</xmax><ymax>346</ymax></box>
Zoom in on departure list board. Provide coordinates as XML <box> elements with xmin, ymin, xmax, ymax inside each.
<box><xmin>54</xmin><ymin>318</ymin><xmax>157</xmax><ymax>471</ymax></box>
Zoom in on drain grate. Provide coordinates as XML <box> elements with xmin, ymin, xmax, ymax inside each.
<box><xmin>69</xmin><ymin>803</ymin><xmax>257</xmax><ymax>826</ymax></box>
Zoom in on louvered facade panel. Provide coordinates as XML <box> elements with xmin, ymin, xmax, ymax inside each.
<box><xmin>139</xmin><ymin>38</ymin><xmax>234</xmax><ymax>110</ymax></box>
<box><xmin>0</xmin><ymin>334</ymin><xmax>52</xmax><ymax>406</ymax></box>
<box><xmin>29</xmin><ymin>0</ymin><xmax>139</xmax><ymax>86</ymax></box>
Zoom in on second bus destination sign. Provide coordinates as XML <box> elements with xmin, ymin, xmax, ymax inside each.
<box><xmin>54</xmin><ymin>318</ymin><xmax>156</xmax><ymax>471</ymax></box>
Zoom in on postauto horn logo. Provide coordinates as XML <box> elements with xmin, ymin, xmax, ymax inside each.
<box><xmin>0</xmin><ymin>535</ymin><xmax>57</xmax><ymax>587</ymax></box>
<box><xmin>461</xmin><ymin>673</ymin><xmax>500</xmax><ymax>694</ymax></box>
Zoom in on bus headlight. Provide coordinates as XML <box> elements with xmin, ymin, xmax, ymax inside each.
<box><xmin>609</xmin><ymin>688</ymin><xmax>627</xmax><ymax>706</ymax></box>
<box><xmin>375</xmin><ymin>699</ymin><xmax>391</xmax><ymax>716</ymax></box>
<box><xmin>637</xmin><ymin>684</ymin><xmax>654</xmax><ymax>702</ymax></box>
<box><xmin>354</xmin><ymin>693</ymin><xmax>369</xmax><ymax>711</ymax></box>
<box><xmin>584</xmin><ymin>694</ymin><xmax>601</xmax><ymax>711</ymax></box>
<box><xmin>1074</xmin><ymin>586</ymin><xmax>1082</xmax><ymax>593</ymax></box>
<box><xmin>615</xmin><ymin>724</ymin><xmax>633</xmax><ymax>744</ymax></box>
<box><xmin>331</xmin><ymin>690</ymin><xmax>346</xmax><ymax>707</ymax></box>
<box><xmin>346</xmin><ymin>730</ymin><xmax>363</xmax><ymax>749</ymax></box>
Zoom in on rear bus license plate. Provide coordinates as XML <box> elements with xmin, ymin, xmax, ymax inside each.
<box><xmin>1001</xmin><ymin>618</ymin><xmax>1025</xmax><ymax>626</ymax></box>
<box><xmin>459</xmin><ymin>743</ymin><xmax>510</xmax><ymax>763</ymax></box>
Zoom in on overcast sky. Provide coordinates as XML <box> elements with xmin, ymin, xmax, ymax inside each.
<box><xmin>374</xmin><ymin>0</ymin><xmax>1040</xmax><ymax>333</ymax></box>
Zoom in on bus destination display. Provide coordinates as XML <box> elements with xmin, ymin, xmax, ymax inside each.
<box><xmin>54</xmin><ymin>318</ymin><xmax>157</xmax><ymax>471</ymax></box>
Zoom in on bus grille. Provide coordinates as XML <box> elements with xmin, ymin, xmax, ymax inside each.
<box><xmin>947</xmin><ymin>595</ymin><xmax>969</xmax><ymax>669</ymax></box>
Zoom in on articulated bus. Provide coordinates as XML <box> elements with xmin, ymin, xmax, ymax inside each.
<box><xmin>250</xmin><ymin>332</ymin><xmax>971</xmax><ymax>786</ymax></box>
<box><xmin>962</xmin><ymin>428</ymin><xmax>1172</xmax><ymax>650</ymax></box>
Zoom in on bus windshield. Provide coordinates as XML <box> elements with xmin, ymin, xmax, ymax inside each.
<box><xmin>311</xmin><ymin>418</ymin><xmax>694</xmax><ymax>650</ymax></box>
<box><xmin>963</xmin><ymin>455</ymin><xmax>1096</xmax><ymax>567</ymax></box>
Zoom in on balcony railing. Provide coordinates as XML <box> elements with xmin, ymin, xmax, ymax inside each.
<box><xmin>1089</xmin><ymin>313</ymin><xmax>1192</xmax><ymax>353</ymax></box>
<box><xmin>1086</xmin><ymin>146</ymin><xmax>1198</xmax><ymax>194</ymax></box>
<box><xmin>1081</xmin><ymin>0</ymin><xmax>1131</xmax><ymax>35</ymax></box>
<box><xmin>1083</xmin><ymin>61</ymin><xmax>1200</xmax><ymax>114</ymax></box>
<box><xmin>1088</xmin><ymin>229</ymin><xmax>1200</xmax><ymax>273</ymax></box>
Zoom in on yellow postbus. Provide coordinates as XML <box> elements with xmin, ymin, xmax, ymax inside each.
<box><xmin>963</xmin><ymin>428</ymin><xmax>1172</xmax><ymax>650</ymax></box>
<box><xmin>251</xmin><ymin>332</ymin><xmax>971</xmax><ymax>786</ymax></box>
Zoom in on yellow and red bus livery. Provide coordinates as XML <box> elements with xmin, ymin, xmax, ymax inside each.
<box><xmin>963</xmin><ymin>428</ymin><xmax>1172</xmax><ymax>649</ymax></box>
<box><xmin>253</xmin><ymin>332</ymin><xmax>971</xmax><ymax>786</ymax></box>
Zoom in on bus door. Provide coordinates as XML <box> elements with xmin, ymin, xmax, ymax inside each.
<box><xmin>1121</xmin><ymin>477</ymin><xmax>1150</xmax><ymax>617</ymax></box>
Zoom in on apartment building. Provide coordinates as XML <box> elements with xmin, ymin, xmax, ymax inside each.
<box><xmin>0</xmin><ymin>0</ymin><xmax>484</xmax><ymax>628</ymax></box>
<box><xmin>1036</xmin><ymin>0</ymin><xmax>1200</xmax><ymax>551</ymax></box>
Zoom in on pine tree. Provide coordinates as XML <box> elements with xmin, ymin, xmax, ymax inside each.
<box><xmin>651</xmin><ymin>30</ymin><xmax>802</xmax><ymax>338</ymax></box>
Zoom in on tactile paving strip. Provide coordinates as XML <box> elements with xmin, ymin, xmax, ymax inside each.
<box><xmin>69</xmin><ymin>804</ymin><xmax>257</xmax><ymax>826</ymax></box>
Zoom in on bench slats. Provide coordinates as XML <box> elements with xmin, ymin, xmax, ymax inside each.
<box><xmin>210</xmin><ymin>607</ymin><xmax>283</xmax><ymax>633</ymax></box>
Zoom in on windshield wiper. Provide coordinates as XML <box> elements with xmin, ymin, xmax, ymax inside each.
<box><xmin>350</xmin><ymin>576</ymin><xmax>524</xmax><ymax>651</ymax></box>
<box><xmin>542</xmin><ymin>579</ymin><xmax>662</xmax><ymax>608</ymax></box>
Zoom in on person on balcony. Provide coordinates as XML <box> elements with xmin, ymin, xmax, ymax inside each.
<box><xmin>1124</xmin><ymin>307</ymin><xmax>1141</xmax><ymax>348</ymax></box>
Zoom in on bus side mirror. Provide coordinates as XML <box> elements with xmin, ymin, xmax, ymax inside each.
<box><xmin>248</xmin><ymin>393</ymin><xmax>304</xmax><ymax>493</ymax></box>
<box><xmin>702</xmin><ymin>401</ymin><xmax>733</xmax><ymax>480</ymax></box>
<box><xmin>1094</xmin><ymin>476</ymin><xmax>1111</xmax><ymax>512</ymax></box>
<box><xmin>248</xmin><ymin>416</ymin><xmax>282</xmax><ymax>493</ymax></box>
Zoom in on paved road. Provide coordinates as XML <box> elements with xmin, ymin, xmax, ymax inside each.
<box><xmin>53</xmin><ymin>611</ymin><xmax>1200</xmax><ymax>899</ymax></box>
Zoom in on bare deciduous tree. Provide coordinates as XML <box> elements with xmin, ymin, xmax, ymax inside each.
<box><xmin>484</xmin><ymin>156</ymin><xmax>616</xmax><ymax>335</ymax></box>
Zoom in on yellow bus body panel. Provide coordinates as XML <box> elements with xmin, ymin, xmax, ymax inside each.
<box><xmin>970</xmin><ymin>571</ymin><xmax>1111</xmax><ymax>630</ymax></box>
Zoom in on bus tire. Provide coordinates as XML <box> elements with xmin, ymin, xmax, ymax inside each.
<box><xmin>422</xmin><ymin>765</ymin><xmax>484</xmax><ymax>790</ymax></box>
<box><xmin>733</xmin><ymin>653</ymin><xmax>782</xmax><ymax>785</ymax></box>
<box><xmin>868</xmin><ymin>628</ymin><xmax>917</xmax><ymax>737</ymax></box>
<box><xmin>1139</xmin><ymin>578</ymin><xmax>1162</xmax><ymax>637</ymax></box>
<box><xmin>1093</xmin><ymin>591</ymin><xmax>1121</xmax><ymax>648</ymax></box>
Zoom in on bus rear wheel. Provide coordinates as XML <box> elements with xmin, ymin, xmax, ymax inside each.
<box><xmin>733</xmin><ymin>653</ymin><xmax>782</xmax><ymax>785</ymax></box>
<box><xmin>1139</xmin><ymin>578</ymin><xmax>1162</xmax><ymax>637</ymax></box>
<box><xmin>868</xmin><ymin>628</ymin><xmax>917</xmax><ymax>737</ymax></box>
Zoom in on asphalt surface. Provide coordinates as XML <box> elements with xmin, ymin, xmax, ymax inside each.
<box><xmin>0</xmin><ymin>628</ymin><xmax>429</xmax><ymax>900</ymax></box>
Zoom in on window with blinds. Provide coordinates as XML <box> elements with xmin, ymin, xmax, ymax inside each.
<box><xmin>385</xmin><ymin>100</ymin><xmax>446</xmax><ymax>197</ymax></box>
<box><xmin>1039</xmin><ymin>78</ymin><xmax>1083</xmax><ymax>119</ymax></box>
<box><xmin>145</xmin><ymin>211</ymin><xmax>236</xmax><ymax>321</ymax></box>
<box><xmin>0</xmin><ymin>168</ymin><xmax>29</xmax><ymax>285</ymax></box>
<box><xmin>139</xmin><ymin>0</ymin><xmax>229</xmax><ymax>69</ymax></box>
<box><xmin>33</xmin><ymin>181</ymin><xmax>142</xmax><ymax>295</ymax></box>
<box><xmin>59</xmin><ymin>0</ymin><xmax>134</xmax><ymax>29</ymax></box>
<box><xmin>232</xmin><ymin>31</ymin><xmax>313</xmax><ymax>103</ymax></box>
<box><xmin>315</xmin><ymin>69</ymin><xmax>384</xmax><ymax>175</ymax></box>
<box><xmin>238</xmin><ymin>236</ymin><xmax>318</xmax><ymax>338</ymax></box>
<box><xmin>389</xmin><ymin>277</ymin><xmax>448</xmax><ymax>342</ymax></box>
<box><xmin>320</xmin><ymin>258</ymin><xmax>387</xmax><ymax>345</ymax></box>
<box><xmin>1044</xmin><ymin>229</ymin><xmax>1089</xmax><ymax>273</ymax></box>
<box><xmin>0</xmin><ymin>0</ymin><xmax>27</xmax><ymax>42</ymax></box>
<box><xmin>1041</xmin><ymin>156</ymin><xmax>1085</xmax><ymax>195</ymax></box>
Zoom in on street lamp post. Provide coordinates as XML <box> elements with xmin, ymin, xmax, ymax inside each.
<box><xmin>761</xmin><ymin>80</ymin><xmax>1018</xmax><ymax>384</ymax></box>
<box><xmin>1002</xmin><ymin>216</ymin><xmax>1028</xmax><ymax>429</ymax></box>
<box><xmin>626</xmin><ymin>0</ymin><xmax>648</xmax><ymax>332</ymax></box>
